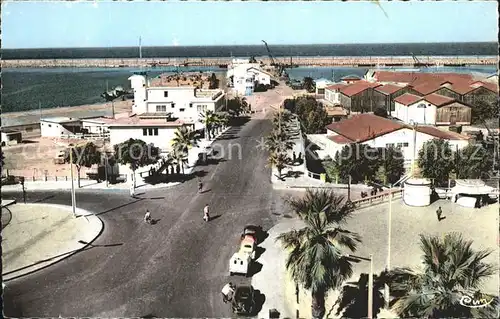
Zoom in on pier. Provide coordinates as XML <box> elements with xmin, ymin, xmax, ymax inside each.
<box><xmin>2</xmin><ymin>56</ymin><xmax>497</xmax><ymax>68</ymax></box>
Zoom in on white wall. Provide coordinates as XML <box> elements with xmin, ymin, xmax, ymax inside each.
<box><xmin>323</xmin><ymin>128</ymin><xmax>469</xmax><ymax>168</ymax></box>
<box><xmin>40</xmin><ymin>121</ymin><xmax>78</xmax><ymax>137</ymax></box>
<box><xmin>394</xmin><ymin>101</ymin><xmax>437</xmax><ymax>125</ymax></box>
<box><xmin>247</xmin><ymin>69</ymin><xmax>271</xmax><ymax>85</ymax></box>
<box><xmin>80</xmin><ymin>120</ymin><xmax>109</xmax><ymax>135</ymax></box>
<box><xmin>324</xmin><ymin>89</ymin><xmax>341</xmax><ymax>104</ymax></box>
<box><xmin>130</xmin><ymin>75</ymin><xmax>147</xmax><ymax>115</ymax></box>
<box><xmin>109</xmin><ymin>126</ymin><xmax>183</xmax><ymax>153</ymax></box>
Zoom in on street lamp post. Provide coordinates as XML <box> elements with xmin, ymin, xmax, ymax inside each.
<box><xmin>345</xmin><ymin>253</ymin><xmax>374</xmax><ymax>318</ymax></box>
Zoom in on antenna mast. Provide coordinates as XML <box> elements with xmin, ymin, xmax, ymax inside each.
<box><xmin>139</xmin><ymin>36</ymin><xmax>142</xmax><ymax>59</ymax></box>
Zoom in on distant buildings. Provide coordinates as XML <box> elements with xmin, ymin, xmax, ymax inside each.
<box><xmin>314</xmin><ymin>78</ymin><xmax>334</xmax><ymax>95</ymax></box>
<box><xmin>226</xmin><ymin>59</ymin><xmax>276</xmax><ymax>95</ymax></box>
<box><xmin>129</xmin><ymin>74</ymin><xmax>225</xmax><ymax>130</ymax></box>
<box><xmin>308</xmin><ymin>113</ymin><xmax>470</xmax><ymax>170</ymax></box>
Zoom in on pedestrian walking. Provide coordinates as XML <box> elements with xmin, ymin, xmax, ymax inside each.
<box><xmin>292</xmin><ymin>151</ymin><xmax>297</xmax><ymax>162</ymax></box>
<box><xmin>203</xmin><ymin>204</ymin><xmax>210</xmax><ymax>222</ymax></box>
<box><xmin>130</xmin><ymin>185</ymin><xmax>135</xmax><ymax>197</ymax></box>
<box><xmin>436</xmin><ymin>206</ymin><xmax>443</xmax><ymax>221</ymax></box>
<box><xmin>144</xmin><ymin>209</ymin><xmax>152</xmax><ymax>224</ymax></box>
<box><xmin>198</xmin><ymin>180</ymin><xmax>203</xmax><ymax>193</ymax></box>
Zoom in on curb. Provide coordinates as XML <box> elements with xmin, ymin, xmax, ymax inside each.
<box><xmin>2</xmin><ymin>205</ymin><xmax>105</xmax><ymax>282</ymax></box>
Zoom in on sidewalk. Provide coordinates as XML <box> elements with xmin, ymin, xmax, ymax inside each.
<box><xmin>254</xmin><ymin>217</ymin><xmax>399</xmax><ymax>319</ymax></box>
<box><xmin>2</xmin><ymin>203</ymin><xmax>103</xmax><ymax>281</ymax></box>
<box><xmin>1</xmin><ymin>126</ymin><xmax>233</xmax><ymax>193</ymax></box>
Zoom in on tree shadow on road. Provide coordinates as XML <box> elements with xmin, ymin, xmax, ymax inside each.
<box><xmin>140</xmin><ymin>314</ymin><xmax>157</xmax><ymax>318</ymax></box>
<box><xmin>254</xmin><ymin>247</ymin><xmax>266</xmax><ymax>261</ymax></box>
<box><xmin>252</xmin><ymin>289</ymin><xmax>266</xmax><ymax>317</ymax></box>
<box><xmin>96</xmin><ymin>198</ymin><xmax>145</xmax><ymax>216</ymax></box>
<box><xmin>247</xmin><ymin>261</ymin><xmax>263</xmax><ymax>277</ymax></box>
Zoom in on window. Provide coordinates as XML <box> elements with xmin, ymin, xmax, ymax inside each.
<box><xmin>189</xmin><ymin>103</ymin><xmax>193</xmax><ymax>108</ymax></box>
<box><xmin>156</xmin><ymin>105</ymin><xmax>167</xmax><ymax>112</ymax></box>
<box><xmin>180</xmin><ymin>108</ymin><xmax>185</xmax><ymax>112</ymax></box>
<box><xmin>171</xmin><ymin>103</ymin><xmax>176</xmax><ymax>108</ymax></box>
<box><xmin>396</xmin><ymin>142</ymin><xmax>409</xmax><ymax>148</ymax></box>
<box><xmin>386</xmin><ymin>143</ymin><xmax>394</xmax><ymax>148</ymax></box>
<box><xmin>164</xmin><ymin>91</ymin><xmax>168</xmax><ymax>97</ymax></box>
<box><xmin>143</xmin><ymin>128</ymin><xmax>159</xmax><ymax>136</ymax></box>
<box><xmin>48</xmin><ymin>124</ymin><xmax>52</xmax><ymax>128</ymax></box>
<box><xmin>26</xmin><ymin>127</ymin><xmax>33</xmax><ymax>132</ymax></box>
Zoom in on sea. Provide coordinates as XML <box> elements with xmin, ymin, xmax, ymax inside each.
<box><xmin>1</xmin><ymin>43</ymin><xmax>498</xmax><ymax>114</ymax></box>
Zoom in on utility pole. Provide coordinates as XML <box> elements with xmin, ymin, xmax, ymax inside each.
<box><xmin>385</xmin><ymin>184</ymin><xmax>393</xmax><ymax>308</ymax></box>
<box><xmin>69</xmin><ymin>145</ymin><xmax>76</xmax><ymax>217</ymax></box>
<box><xmin>411</xmin><ymin>122</ymin><xmax>417</xmax><ymax>174</ymax></box>
<box><xmin>20</xmin><ymin>177</ymin><xmax>26</xmax><ymax>204</ymax></box>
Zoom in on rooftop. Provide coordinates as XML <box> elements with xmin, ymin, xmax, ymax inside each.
<box><xmin>339</xmin><ymin>81</ymin><xmax>381</xmax><ymax>97</ymax></box>
<box><xmin>40</xmin><ymin>117</ymin><xmax>81</xmax><ymax>124</ymax></box>
<box><xmin>326</xmin><ymin>114</ymin><xmax>469</xmax><ymax>144</ymax></box>
<box><xmin>422</xmin><ymin>93</ymin><xmax>455</xmax><ymax>107</ymax></box>
<box><xmin>394</xmin><ymin>93</ymin><xmax>424</xmax><ymax>106</ymax></box>
<box><xmin>325</xmin><ymin>83</ymin><xmax>346</xmax><ymax>90</ymax></box>
<box><xmin>326</xmin><ymin>113</ymin><xmax>403</xmax><ymax>143</ymax></box>
<box><xmin>375</xmin><ymin>84</ymin><xmax>408</xmax><ymax>95</ymax></box>
<box><xmin>92</xmin><ymin>113</ymin><xmax>193</xmax><ymax>127</ymax></box>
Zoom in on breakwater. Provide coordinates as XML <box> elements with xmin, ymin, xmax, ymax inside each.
<box><xmin>2</xmin><ymin>56</ymin><xmax>497</xmax><ymax>68</ymax></box>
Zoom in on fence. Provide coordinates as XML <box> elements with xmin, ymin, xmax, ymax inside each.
<box><xmin>352</xmin><ymin>189</ymin><xmax>404</xmax><ymax>208</ymax></box>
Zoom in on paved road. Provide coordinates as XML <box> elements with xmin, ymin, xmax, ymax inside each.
<box><xmin>2</xmin><ymin>117</ymin><xmax>288</xmax><ymax>317</ymax></box>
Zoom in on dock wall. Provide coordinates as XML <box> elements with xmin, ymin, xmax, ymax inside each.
<box><xmin>2</xmin><ymin>56</ymin><xmax>498</xmax><ymax>68</ymax></box>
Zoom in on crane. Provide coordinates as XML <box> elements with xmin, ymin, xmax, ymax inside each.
<box><xmin>261</xmin><ymin>40</ymin><xmax>276</xmax><ymax>66</ymax></box>
<box><xmin>261</xmin><ymin>40</ymin><xmax>288</xmax><ymax>78</ymax></box>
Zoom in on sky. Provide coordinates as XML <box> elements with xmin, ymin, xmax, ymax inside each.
<box><xmin>1</xmin><ymin>0</ymin><xmax>498</xmax><ymax>49</ymax></box>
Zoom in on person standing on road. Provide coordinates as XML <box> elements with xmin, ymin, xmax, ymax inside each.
<box><xmin>436</xmin><ymin>206</ymin><xmax>443</xmax><ymax>221</ymax></box>
<box><xmin>198</xmin><ymin>180</ymin><xmax>203</xmax><ymax>193</ymax></box>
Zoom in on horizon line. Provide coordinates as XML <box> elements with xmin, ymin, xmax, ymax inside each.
<box><xmin>2</xmin><ymin>41</ymin><xmax>497</xmax><ymax>50</ymax></box>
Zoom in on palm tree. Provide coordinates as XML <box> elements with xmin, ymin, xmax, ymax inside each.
<box><xmin>171</xmin><ymin>126</ymin><xmax>200</xmax><ymax>155</ymax></box>
<box><xmin>267</xmin><ymin>151</ymin><xmax>288</xmax><ymax>179</ymax></box>
<box><xmin>277</xmin><ymin>189</ymin><xmax>362</xmax><ymax>319</ymax></box>
<box><xmin>334</xmin><ymin>272</ymin><xmax>388</xmax><ymax>318</ymax></box>
<box><xmin>387</xmin><ymin>233</ymin><xmax>498</xmax><ymax>318</ymax></box>
<box><xmin>200</xmin><ymin>110</ymin><xmax>217</xmax><ymax>140</ymax></box>
<box><xmin>171</xmin><ymin>149</ymin><xmax>188</xmax><ymax>175</ymax></box>
<box><xmin>265</xmin><ymin>130</ymin><xmax>294</xmax><ymax>154</ymax></box>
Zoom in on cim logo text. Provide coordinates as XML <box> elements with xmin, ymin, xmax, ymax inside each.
<box><xmin>459</xmin><ymin>294</ymin><xmax>494</xmax><ymax>308</ymax></box>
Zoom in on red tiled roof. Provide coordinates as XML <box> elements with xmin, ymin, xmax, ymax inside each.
<box><xmin>411</xmin><ymin>81</ymin><xmax>444</xmax><ymax>95</ymax></box>
<box><xmin>339</xmin><ymin>81</ymin><xmax>381</xmax><ymax>97</ymax></box>
<box><xmin>325</xmin><ymin>114</ymin><xmax>404</xmax><ymax>143</ymax></box>
<box><xmin>415</xmin><ymin>126</ymin><xmax>469</xmax><ymax>140</ymax></box>
<box><xmin>449</xmin><ymin>81</ymin><xmax>477</xmax><ymax>95</ymax></box>
<box><xmin>325</xmin><ymin>83</ymin><xmax>346</xmax><ymax>90</ymax></box>
<box><xmin>328</xmin><ymin>135</ymin><xmax>353</xmax><ymax>144</ymax></box>
<box><xmin>422</xmin><ymin>93</ymin><xmax>455</xmax><ymax>107</ymax></box>
<box><xmin>480</xmin><ymin>82</ymin><xmax>499</xmax><ymax>93</ymax></box>
<box><xmin>394</xmin><ymin>93</ymin><xmax>423</xmax><ymax>106</ymax></box>
<box><xmin>373</xmin><ymin>71</ymin><xmax>474</xmax><ymax>86</ymax></box>
<box><xmin>375</xmin><ymin>84</ymin><xmax>408</xmax><ymax>95</ymax></box>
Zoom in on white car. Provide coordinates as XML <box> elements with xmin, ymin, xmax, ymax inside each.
<box><xmin>229</xmin><ymin>252</ymin><xmax>252</xmax><ymax>276</ymax></box>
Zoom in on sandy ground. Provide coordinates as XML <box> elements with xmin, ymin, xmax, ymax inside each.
<box><xmin>1</xmin><ymin>100</ymin><xmax>133</xmax><ymax>127</ymax></box>
<box><xmin>280</xmin><ymin>199</ymin><xmax>499</xmax><ymax>319</ymax></box>
<box><xmin>2</xmin><ymin>137</ymin><xmax>107</xmax><ymax>178</ymax></box>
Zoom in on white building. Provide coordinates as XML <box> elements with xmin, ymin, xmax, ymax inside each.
<box><xmin>233</xmin><ymin>73</ymin><xmax>255</xmax><ymax>96</ymax></box>
<box><xmin>246</xmin><ymin>67</ymin><xmax>273</xmax><ymax>86</ymax></box>
<box><xmin>129</xmin><ymin>75</ymin><xmax>225</xmax><ymax>130</ymax></box>
<box><xmin>315</xmin><ymin>78</ymin><xmax>335</xmax><ymax>95</ymax></box>
<box><xmin>40</xmin><ymin>117</ymin><xmax>82</xmax><ymax>137</ymax></box>
<box><xmin>105</xmin><ymin>114</ymin><xmax>194</xmax><ymax>153</ymax></box>
<box><xmin>324</xmin><ymin>83</ymin><xmax>346</xmax><ymax>105</ymax></box>
<box><xmin>1</xmin><ymin>128</ymin><xmax>22</xmax><ymax>146</ymax></box>
<box><xmin>394</xmin><ymin>93</ymin><xmax>471</xmax><ymax>126</ymax></box>
<box><xmin>310</xmin><ymin>114</ymin><xmax>469</xmax><ymax>169</ymax></box>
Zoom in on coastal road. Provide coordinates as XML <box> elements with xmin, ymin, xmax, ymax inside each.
<box><xmin>2</xmin><ymin>117</ymin><xmax>289</xmax><ymax>317</ymax></box>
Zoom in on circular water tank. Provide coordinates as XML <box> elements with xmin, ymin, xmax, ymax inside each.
<box><xmin>404</xmin><ymin>178</ymin><xmax>432</xmax><ymax>207</ymax></box>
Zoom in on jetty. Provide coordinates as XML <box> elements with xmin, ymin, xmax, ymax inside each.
<box><xmin>2</xmin><ymin>56</ymin><xmax>497</xmax><ymax>68</ymax></box>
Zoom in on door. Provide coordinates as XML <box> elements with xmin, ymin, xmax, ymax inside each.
<box><xmin>450</xmin><ymin>107</ymin><xmax>458</xmax><ymax>125</ymax></box>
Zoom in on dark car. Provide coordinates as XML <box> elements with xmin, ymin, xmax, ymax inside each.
<box><xmin>242</xmin><ymin>225</ymin><xmax>264</xmax><ymax>244</ymax></box>
<box><xmin>231</xmin><ymin>285</ymin><xmax>255</xmax><ymax>315</ymax></box>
